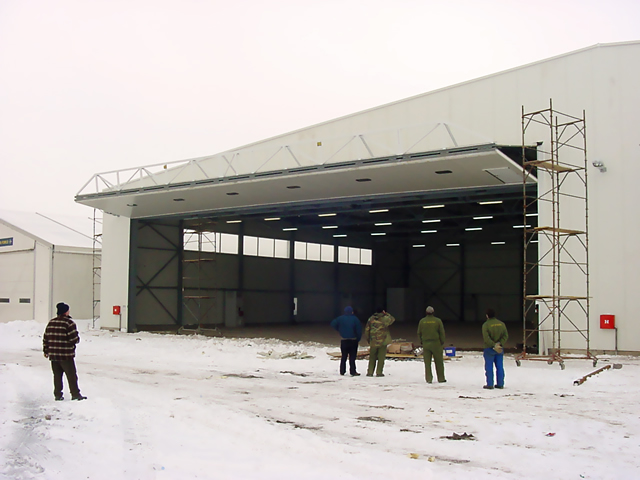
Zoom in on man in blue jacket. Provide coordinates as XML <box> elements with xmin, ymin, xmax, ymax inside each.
<box><xmin>331</xmin><ymin>306</ymin><xmax>362</xmax><ymax>376</ymax></box>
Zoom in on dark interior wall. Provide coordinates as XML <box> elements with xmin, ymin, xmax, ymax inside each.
<box><xmin>131</xmin><ymin>220</ymin><xmax>182</xmax><ymax>329</ymax></box>
<box><xmin>374</xmin><ymin>240</ymin><xmax>524</xmax><ymax>324</ymax></box>
<box><xmin>131</xmin><ymin>221</ymin><xmax>528</xmax><ymax>329</ymax></box>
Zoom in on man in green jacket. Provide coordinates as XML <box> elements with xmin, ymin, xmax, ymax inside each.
<box><xmin>482</xmin><ymin>308</ymin><xmax>509</xmax><ymax>389</ymax></box>
<box><xmin>417</xmin><ymin>306</ymin><xmax>446</xmax><ymax>383</ymax></box>
<box><xmin>364</xmin><ymin>307</ymin><xmax>395</xmax><ymax>377</ymax></box>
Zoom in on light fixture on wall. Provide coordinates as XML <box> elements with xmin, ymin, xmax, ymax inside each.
<box><xmin>592</xmin><ymin>160</ymin><xmax>607</xmax><ymax>173</ymax></box>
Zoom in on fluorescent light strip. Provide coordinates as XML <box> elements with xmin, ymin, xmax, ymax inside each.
<box><xmin>526</xmin><ymin>213</ymin><xmax>539</xmax><ymax>217</ymax></box>
<box><xmin>226</xmin><ymin>220</ymin><xmax>242</xmax><ymax>224</ymax></box>
<box><xmin>374</xmin><ymin>222</ymin><xmax>392</xmax><ymax>226</ymax></box>
<box><xmin>421</xmin><ymin>230</ymin><xmax>437</xmax><ymax>234</ymax></box>
<box><xmin>369</xmin><ymin>209</ymin><xmax>389</xmax><ymax>214</ymax></box>
<box><xmin>423</xmin><ymin>204</ymin><xmax>445</xmax><ymax>209</ymax></box>
<box><xmin>282</xmin><ymin>228</ymin><xmax>297</xmax><ymax>231</ymax></box>
<box><xmin>478</xmin><ymin>200</ymin><xmax>503</xmax><ymax>205</ymax></box>
<box><xmin>465</xmin><ymin>227</ymin><xmax>482</xmax><ymax>231</ymax></box>
<box><xmin>422</xmin><ymin>219</ymin><xmax>441</xmax><ymax>223</ymax></box>
<box><xmin>322</xmin><ymin>225</ymin><xmax>338</xmax><ymax>229</ymax></box>
<box><xmin>473</xmin><ymin>216</ymin><xmax>493</xmax><ymax>220</ymax></box>
<box><xmin>446</xmin><ymin>243</ymin><xmax>460</xmax><ymax>247</ymax></box>
<box><xmin>491</xmin><ymin>241</ymin><xmax>506</xmax><ymax>245</ymax></box>
<box><xmin>512</xmin><ymin>225</ymin><xmax>531</xmax><ymax>229</ymax></box>
<box><xmin>413</xmin><ymin>244</ymin><xmax>426</xmax><ymax>248</ymax></box>
<box><xmin>264</xmin><ymin>217</ymin><xmax>281</xmax><ymax>221</ymax></box>
<box><xmin>318</xmin><ymin>213</ymin><xmax>336</xmax><ymax>217</ymax></box>
<box><xmin>371</xmin><ymin>232</ymin><xmax>386</xmax><ymax>236</ymax></box>
<box><xmin>333</xmin><ymin>234</ymin><xmax>347</xmax><ymax>238</ymax></box>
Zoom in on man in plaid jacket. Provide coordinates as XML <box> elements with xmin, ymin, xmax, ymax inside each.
<box><xmin>43</xmin><ymin>302</ymin><xmax>86</xmax><ymax>401</ymax></box>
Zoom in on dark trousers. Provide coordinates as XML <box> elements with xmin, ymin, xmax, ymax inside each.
<box><xmin>340</xmin><ymin>339</ymin><xmax>359</xmax><ymax>375</ymax></box>
<box><xmin>51</xmin><ymin>359</ymin><xmax>81</xmax><ymax>399</ymax></box>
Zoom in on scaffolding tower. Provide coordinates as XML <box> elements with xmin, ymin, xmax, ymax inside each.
<box><xmin>182</xmin><ymin>222</ymin><xmax>218</xmax><ymax>328</ymax></box>
<box><xmin>517</xmin><ymin>100</ymin><xmax>596</xmax><ymax>369</ymax></box>
<box><xmin>92</xmin><ymin>209</ymin><xmax>102</xmax><ymax>329</ymax></box>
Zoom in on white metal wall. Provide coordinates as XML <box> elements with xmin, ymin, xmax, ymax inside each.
<box><xmin>100</xmin><ymin>213</ymin><xmax>131</xmax><ymax>330</ymax></box>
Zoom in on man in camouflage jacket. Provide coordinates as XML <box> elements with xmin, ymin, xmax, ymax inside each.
<box><xmin>364</xmin><ymin>308</ymin><xmax>395</xmax><ymax>377</ymax></box>
<box><xmin>43</xmin><ymin>302</ymin><xmax>86</xmax><ymax>401</ymax></box>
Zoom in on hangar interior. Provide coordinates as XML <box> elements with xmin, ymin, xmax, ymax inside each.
<box><xmin>79</xmin><ymin>143</ymin><xmax>539</xmax><ymax>332</ymax></box>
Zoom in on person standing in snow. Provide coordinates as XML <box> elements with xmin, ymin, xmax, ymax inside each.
<box><xmin>330</xmin><ymin>306</ymin><xmax>362</xmax><ymax>376</ymax></box>
<box><xmin>417</xmin><ymin>306</ymin><xmax>446</xmax><ymax>384</ymax></box>
<box><xmin>482</xmin><ymin>308</ymin><xmax>509</xmax><ymax>389</ymax></box>
<box><xmin>364</xmin><ymin>307</ymin><xmax>395</xmax><ymax>377</ymax></box>
<box><xmin>43</xmin><ymin>302</ymin><xmax>86</xmax><ymax>401</ymax></box>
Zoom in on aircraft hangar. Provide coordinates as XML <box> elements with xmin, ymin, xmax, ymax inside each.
<box><xmin>77</xmin><ymin>41</ymin><xmax>640</xmax><ymax>353</ymax></box>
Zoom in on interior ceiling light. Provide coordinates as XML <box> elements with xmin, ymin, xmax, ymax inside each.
<box><xmin>282</xmin><ymin>227</ymin><xmax>297</xmax><ymax>231</ymax></box>
<box><xmin>374</xmin><ymin>222</ymin><xmax>392</xmax><ymax>226</ymax></box>
<box><xmin>322</xmin><ymin>225</ymin><xmax>338</xmax><ymax>229</ymax></box>
<box><xmin>465</xmin><ymin>227</ymin><xmax>482</xmax><ymax>231</ymax></box>
<box><xmin>421</xmin><ymin>230</ymin><xmax>437</xmax><ymax>234</ymax></box>
<box><xmin>526</xmin><ymin>213</ymin><xmax>539</xmax><ymax>217</ymax></box>
<box><xmin>264</xmin><ymin>217</ymin><xmax>281</xmax><ymax>221</ymax></box>
<box><xmin>423</xmin><ymin>204</ymin><xmax>445</xmax><ymax>209</ymax></box>
<box><xmin>318</xmin><ymin>213</ymin><xmax>336</xmax><ymax>217</ymax></box>
<box><xmin>371</xmin><ymin>232</ymin><xmax>386</xmax><ymax>236</ymax></box>
<box><xmin>512</xmin><ymin>224</ymin><xmax>531</xmax><ymax>229</ymax></box>
<box><xmin>478</xmin><ymin>200</ymin><xmax>502</xmax><ymax>205</ymax></box>
<box><xmin>413</xmin><ymin>244</ymin><xmax>426</xmax><ymax>248</ymax></box>
<box><xmin>422</xmin><ymin>219</ymin><xmax>441</xmax><ymax>223</ymax></box>
<box><xmin>491</xmin><ymin>241</ymin><xmax>506</xmax><ymax>245</ymax></box>
<box><xmin>369</xmin><ymin>209</ymin><xmax>389</xmax><ymax>214</ymax></box>
<box><xmin>173</xmin><ymin>198</ymin><xmax>185</xmax><ymax>202</ymax></box>
<box><xmin>473</xmin><ymin>216</ymin><xmax>493</xmax><ymax>220</ymax></box>
<box><xmin>226</xmin><ymin>220</ymin><xmax>242</xmax><ymax>224</ymax></box>
<box><xmin>333</xmin><ymin>234</ymin><xmax>347</xmax><ymax>238</ymax></box>
<box><xmin>446</xmin><ymin>243</ymin><xmax>460</xmax><ymax>247</ymax></box>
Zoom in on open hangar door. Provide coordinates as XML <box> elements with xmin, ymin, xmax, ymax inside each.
<box><xmin>93</xmin><ymin>145</ymin><xmax>538</xmax><ymax>332</ymax></box>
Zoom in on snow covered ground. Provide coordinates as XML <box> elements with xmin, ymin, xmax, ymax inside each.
<box><xmin>1</xmin><ymin>320</ymin><xmax>638</xmax><ymax>480</ymax></box>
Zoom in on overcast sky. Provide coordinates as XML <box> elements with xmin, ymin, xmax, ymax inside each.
<box><xmin>1</xmin><ymin>0</ymin><xmax>639</xmax><ymax>218</ymax></box>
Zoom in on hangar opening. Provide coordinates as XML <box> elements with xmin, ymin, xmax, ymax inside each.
<box><xmin>78</xmin><ymin>143</ymin><xmax>538</xmax><ymax>333</ymax></box>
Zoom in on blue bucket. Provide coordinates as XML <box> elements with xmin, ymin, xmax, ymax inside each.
<box><xmin>444</xmin><ymin>346</ymin><xmax>456</xmax><ymax>357</ymax></box>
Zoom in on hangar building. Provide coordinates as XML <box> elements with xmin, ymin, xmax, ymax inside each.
<box><xmin>76</xmin><ymin>41</ymin><xmax>640</xmax><ymax>354</ymax></box>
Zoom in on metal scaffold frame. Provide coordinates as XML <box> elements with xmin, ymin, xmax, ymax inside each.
<box><xmin>92</xmin><ymin>209</ymin><xmax>102</xmax><ymax>329</ymax></box>
<box><xmin>182</xmin><ymin>222</ymin><xmax>218</xmax><ymax>330</ymax></box>
<box><xmin>517</xmin><ymin>100</ymin><xmax>596</xmax><ymax>369</ymax></box>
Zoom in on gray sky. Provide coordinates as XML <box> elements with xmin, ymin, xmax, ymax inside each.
<box><xmin>1</xmin><ymin>0</ymin><xmax>639</xmax><ymax>217</ymax></box>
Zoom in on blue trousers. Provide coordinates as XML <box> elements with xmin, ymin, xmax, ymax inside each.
<box><xmin>483</xmin><ymin>348</ymin><xmax>505</xmax><ymax>387</ymax></box>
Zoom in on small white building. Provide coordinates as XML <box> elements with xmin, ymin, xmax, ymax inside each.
<box><xmin>0</xmin><ymin>210</ymin><xmax>100</xmax><ymax>323</ymax></box>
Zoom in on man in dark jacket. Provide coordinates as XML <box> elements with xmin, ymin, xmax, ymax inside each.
<box><xmin>482</xmin><ymin>308</ymin><xmax>509</xmax><ymax>389</ymax></box>
<box><xmin>417</xmin><ymin>306</ymin><xmax>446</xmax><ymax>383</ymax></box>
<box><xmin>43</xmin><ymin>302</ymin><xmax>86</xmax><ymax>400</ymax></box>
<box><xmin>330</xmin><ymin>306</ymin><xmax>362</xmax><ymax>376</ymax></box>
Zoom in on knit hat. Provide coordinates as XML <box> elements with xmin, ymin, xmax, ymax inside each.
<box><xmin>426</xmin><ymin>306</ymin><xmax>434</xmax><ymax>314</ymax></box>
<box><xmin>344</xmin><ymin>306</ymin><xmax>353</xmax><ymax>315</ymax></box>
<box><xmin>56</xmin><ymin>302</ymin><xmax>70</xmax><ymax>315</ymax></box>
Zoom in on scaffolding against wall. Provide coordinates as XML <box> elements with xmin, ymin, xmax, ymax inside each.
<box><xmin>182</xmin><ymin>222</ymin><xmax>218</xmax><ymax>329</ymax></box>
<box><xmin>92</xmin><ymin>209</ymin><xmax>102</xmax><ymax>329</ymax></box>
<box><xmin>517</xmin><ymin>100</ymin><xmax>596</xmax><ymax>369</ymax></box>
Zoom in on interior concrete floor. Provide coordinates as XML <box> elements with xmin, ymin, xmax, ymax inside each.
<box><xmin>216</xmin><ymin>320</ymin><xmax>524</xmax><ymax>352</ymax></box>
